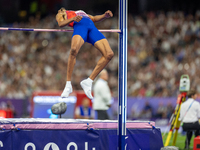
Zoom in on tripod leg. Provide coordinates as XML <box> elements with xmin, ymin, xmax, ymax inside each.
<box><xmin>164</xmin><ymin>105</ymin><xmax>179</xmax><ymax>146</ymax></box>
<box><xmin>165</xmin><ymin>130</ymin><xmax>173</xmax><ymax>146</ymax></box>
<box><xmin>172</xmin><ymin>119</ymin><xmax>181</xmax><ymax>145</ymax></box>
<box><xmin>164</xmin><ymin>94</ymin><xmax>183</xmax><ymax>146</ymax></box>
<box><xmin>172</xmin><ymin>95</ymin><xmax>184</xmax><ymax>146</ymax></box>
<box><xmin>172</xmin><ymin>129</ymin><xmax>179</xmax><ymax>146</ymax></box>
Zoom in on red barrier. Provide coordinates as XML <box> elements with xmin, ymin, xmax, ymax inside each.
<box><xmin>194</xmin><ymin>136</ymin><xmax>200</xmax><ymax>150</ymax></box>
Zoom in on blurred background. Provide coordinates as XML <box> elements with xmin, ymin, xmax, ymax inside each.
<box><xmin>0</xmin><ymin>0</ymin><xmax>200</xmax><ymax>126</ymax></box>
<box><xmin>1</xmin><ymin>0</ymin><xmax>200</xmax><ymax>23</ymax></box>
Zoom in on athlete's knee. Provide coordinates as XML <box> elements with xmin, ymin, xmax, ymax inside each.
<box><xmin>70</xmin><ymin>46</ymin><xmax>78</xmax><ymax>57</ymax></box>
<box><xmin>106</xmin><ymin>50</ymin><xmax>114</xmax><ymax>60</ymax></box>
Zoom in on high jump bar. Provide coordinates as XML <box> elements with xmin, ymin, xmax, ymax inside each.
<box><xmin>0</xmin><ymin>27</ymin><xmax>121</xmax><ymax>33</ymax></box>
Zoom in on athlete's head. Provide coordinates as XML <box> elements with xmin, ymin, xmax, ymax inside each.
<box><xmin>58</xmin><ymin>7</ymin><xmax>66</xmax><ymax>13</ymax></box>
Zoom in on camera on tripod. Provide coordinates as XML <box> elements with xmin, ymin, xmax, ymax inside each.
<box><xmin>179</xmin><ymin>74</ymin><xmax>190</xmax><ymax>92</ymax></box>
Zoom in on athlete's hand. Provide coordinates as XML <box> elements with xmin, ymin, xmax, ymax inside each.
<box><xmin>73</xmin><ymin>16</ymin><xmax>82</xmax><ymax>22</ymax></box>
<box><xmin>104</xmin><ymin>10</ymin><xmax>113</xmax><ymax>18</ymax></box>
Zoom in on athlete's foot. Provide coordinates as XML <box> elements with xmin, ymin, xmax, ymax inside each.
<box><xmin>80</xmin><ymin>78</ymin><xmax>93</xmax><ymax>100</ymax></box>
<box><xmin>61</xmin><ymin>83</ymin><xmax>73</xmax><ymax>98</ymax></box>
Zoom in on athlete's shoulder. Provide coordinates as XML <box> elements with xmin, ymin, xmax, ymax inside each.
<box><xmin>66</xmin><ymin>10</ymin><xmax>76</xmax><ymax>19</ymax></box>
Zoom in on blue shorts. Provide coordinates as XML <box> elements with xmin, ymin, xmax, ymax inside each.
<box><xmin>72</xmin><ymin>17</ymin><xmax>106</xmax><ymax>45</ymax></box>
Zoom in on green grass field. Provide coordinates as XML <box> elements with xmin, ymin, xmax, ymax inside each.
<box><xmin>162</xmin><ymin>133</ymin><xmax>195</xmax><ymax>150</ymax></box>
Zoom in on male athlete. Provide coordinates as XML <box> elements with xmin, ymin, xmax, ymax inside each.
<box><xmin>56</xmin><ymin>8</ymin><xmax>114</xmax><ymax>100</ymax></box>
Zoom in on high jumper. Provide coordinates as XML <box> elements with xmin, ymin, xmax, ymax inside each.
<box><xmin>56</xmin><ymin>8</ymin><xmax>114</xmax><ymax>100</ymax></box>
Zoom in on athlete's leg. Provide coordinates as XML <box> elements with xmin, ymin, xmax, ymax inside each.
<box><xmin>67</xmin><ymin>35</ymin><xmax>85</xmax><ymax>81</ymax></box>
<box><xmin>90</xmin><ymin>39</ymin><xmax>114</xmax><ymax>79</ymax></box>
<box><xmin>80</xmin><ymin>39</ymin><xmax>114</xmax><ymax>99</ymax></box>
<box><xmin>61</xmin><ymin>35</ymin><xmax>84</xmax><ymax>98</ymax></box>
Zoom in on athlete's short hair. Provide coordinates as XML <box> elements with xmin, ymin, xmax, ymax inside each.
<box><xmin>60</xmin><ymin>7</ymin><xmax>66</xmax><ymax>11</ymax></box>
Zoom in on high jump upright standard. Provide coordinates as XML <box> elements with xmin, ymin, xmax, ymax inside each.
<box><xmin>118</xmin><ymin>0</ymin><xmax>128</xmax><ymax>149</ymax></box>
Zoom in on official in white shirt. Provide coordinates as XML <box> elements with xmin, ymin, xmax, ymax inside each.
<box><xmin>93</xmin><ymin>69</ymin><xmax>112</xmax><ymax>120</ymax></box>
<box><xmin>179</xmin><ymin>90</ymin><xmax>200</xmax><ymax>149</ymax></box>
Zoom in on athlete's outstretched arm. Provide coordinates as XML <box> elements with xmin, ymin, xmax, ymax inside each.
<box><xmin>56</xmin><ymin>13</ymin><xmax>82</xmax><ymax>27</ymax></box>
<box><xmin>88</xmin><ymin>10</ymin><xmax>113</xmax><ymax>23</ymax></box>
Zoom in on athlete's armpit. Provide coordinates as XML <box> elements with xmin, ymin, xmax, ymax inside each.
<box><xmin>88</xmin><ymin>15</ymin><xmax>95</xmax><ymax>22</ymax></box>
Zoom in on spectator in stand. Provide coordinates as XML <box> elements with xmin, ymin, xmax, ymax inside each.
<box><xmin>5</xmin><ymin>101</ymin><xmax>15</xmax><ymax>118</ymax></box>
<box><xmin>139</xmin><ymin>101</ymin><xmax>153</xmax><ymax>119</ymax></box>
<box><xmin>75</xmin><ymin>98</ymin><xmax>94</xmax><ymax>119</ymax></box>
<box><xmin>155</xmin><ymin>102</ymin><xmax>167</xmax><ymax>119</ymax></box>
<box><xmin>0</xmin><ymin>101</ymin><xmax>15</xmax><ymax>118</ymax></box>
<box><xmin>166</xmin><ymin>102</ymin><xmax>174</xmax><ymax>119</ymax></box>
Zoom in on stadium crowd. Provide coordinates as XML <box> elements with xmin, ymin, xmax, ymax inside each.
<box><xmin>1</xmin><ymin>10</ymin><xmax>200</xmax><ymax>99</ymax></box>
